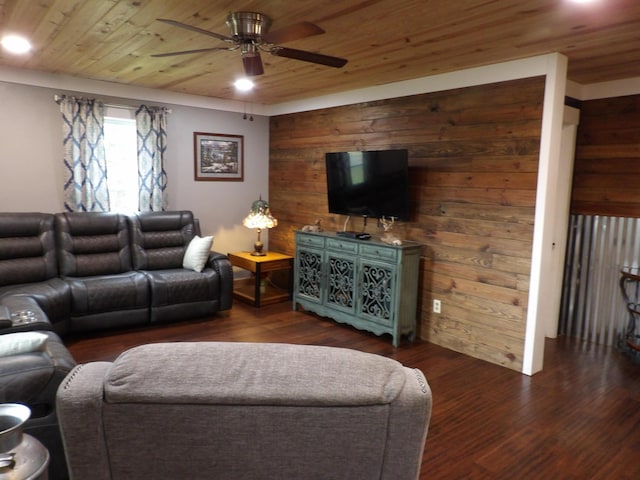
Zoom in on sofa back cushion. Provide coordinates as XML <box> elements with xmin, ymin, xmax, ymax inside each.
<box><xmin>129</xmin><ymin>211</ymin><xmax>196</xmax><ymax>270</ymax></box>
<box><xmin>55</xmin><ymin>212</ymin><xmax>133</xmax><ymax>277</ymax></box>
<box><xmin>0</xmin><ymin>213</ymin><xmax>57</xmax><ymax>286</ymax></box>
<box><xmin>57</xmin><ymin>342</ymin><xmax>432</xmax><ymax>480</ymax></box>
<box><xmin>106</xmin><ymin>342</ymin><xmax>408</xmax><ymax>405</ymax></box>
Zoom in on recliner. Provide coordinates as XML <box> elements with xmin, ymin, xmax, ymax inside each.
<box><xmin>58</xmin><ymin>342</ymin><xmax>432</xmax><ymax>480</ymax></box>
<box><xmin>0</xmin><ymin>212</ymin><xmax>70</xmax><ymax>333</ymax></box>
<box><xmin>129</xmin><ymin>211</ymin><xmax>232</xmax><ymax>323</ymax></box>
<box><xmin>55</xmin><ymin>212</ymin><xmax>149</xmax><ymax>332</ymax></box>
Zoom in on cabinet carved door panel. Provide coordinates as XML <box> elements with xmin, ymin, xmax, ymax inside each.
<box><xmin>296</xmin><ymin>248</ymin><xmax>323</xmax><ymax>303</ymax></box>
<box><xmin>358</xmin><ymin>261</ymin><xmax>395</xmax><ymax>326</ymax></box>
<box><xmin>326</xmin><ymin>254</ymin><xmax>356</xmax><ymax>313</ymax></box>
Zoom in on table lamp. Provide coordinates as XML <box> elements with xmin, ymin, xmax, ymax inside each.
<box><xmin>242</xmin><ymin>196</ymin><xmax>278</xmax><ymax>256</ymax></box>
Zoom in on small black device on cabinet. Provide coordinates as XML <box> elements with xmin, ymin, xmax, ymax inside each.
<box><xmin>336</xmin><ymin>231</ymin><xmax>372</xmax><ymax>240</ymax></box>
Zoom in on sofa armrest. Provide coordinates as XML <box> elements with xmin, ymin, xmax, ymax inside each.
<box><xmin>0</xmin><ymin>331</ymin><xmax>74</xmax><ymax>417</ymax></box>
<box><xmin>207</xmin><ymin>251</ymin><xmax>233</xmax><ymax>311</ymax></box>
<box><xmin>0</xmin><ymin>296</ymin><xmax>52</xmax><ymax>334</ymax></box>
<box><xmin>0</xmin><ymin>352</ymin><xmax>58</xmax><ymax>404</ymax></box>
<box><xmin>57</xmin><ymin>362</ymin><xmax>113</xmax><ymax>480</ymax></box>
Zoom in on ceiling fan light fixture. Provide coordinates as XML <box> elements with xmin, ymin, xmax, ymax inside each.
<box><xmin>227</xmin><ymin>12</ymin><xmax>272</xmax><ymax>40</ymax></box>
<box><xmin>234</xmin><ymin>78</ymin><xmax>255</xmax><ymax>92</ymax></box>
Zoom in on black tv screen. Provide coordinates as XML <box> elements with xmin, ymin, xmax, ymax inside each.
<box><xmin>325</xmin><ymin>149</ymin><xmax>409</xmax><ymax>220</ymax></box>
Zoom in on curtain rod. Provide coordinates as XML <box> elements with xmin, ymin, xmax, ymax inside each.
<box><xmin>53</xmin><ymin>95</ymin><xmax>172</xmax><ymax>113</ymax></box>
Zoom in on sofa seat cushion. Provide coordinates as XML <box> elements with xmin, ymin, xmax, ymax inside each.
<box><xmin>143</xmin><ymin>268</ymin><xmax>219</xmax><ymax>306</ymax></box>
<box><xmin>65</xmin><ymin>271</ymin><xmax>149</xmax><ymax>316</ymax></box>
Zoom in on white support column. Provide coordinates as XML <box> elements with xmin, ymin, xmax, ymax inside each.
<box><xmin>545</xmin><ymin>106</ymin><xmax>580</xmax><ymax>339</ymax></box>
<box><xmin>522</xmin><ymin>53</ymin><xmax>569</xmax><ymax>375</ymax></box>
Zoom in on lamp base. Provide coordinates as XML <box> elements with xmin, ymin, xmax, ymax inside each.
<box><xmin>251</xmin><ymin>239</ymin><xmax>266</xmax><ymax>256</ymax></box>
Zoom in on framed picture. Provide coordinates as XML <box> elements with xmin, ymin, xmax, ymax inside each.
<box><xmin>194</xmin><ymin>132</ymin><xmax>244</xmax><ymax>181</ymax></box>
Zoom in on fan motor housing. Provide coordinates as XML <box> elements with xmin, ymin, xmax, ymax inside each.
<box><xmin>226</xmin><ymin>12</ymin><xmax>272</xmax><ymax>41</ymax></box>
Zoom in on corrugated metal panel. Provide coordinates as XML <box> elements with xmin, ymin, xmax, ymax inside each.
<box><xmin>559</xmin><ymin>215</ymin><xmax>640</xmax><ymax>347</ymax></box>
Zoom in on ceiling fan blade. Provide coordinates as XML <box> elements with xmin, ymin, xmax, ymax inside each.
<box><xmin>156</xmin><ymin>18</ymin><xmax>232</xmax><ymax>42</ymax></box>
<box><xmin>151</xmin><ymin>47</ymin><xmax>231</xmax><ymax>58</ymax></box>
<box><xmin>262</xmin><ymin>21</ymin><xmax>324</xmax><ymax>44</ymax></box>
<box><xmin>270</xmin><ymin>47</ymin><xmax>347</xmax><ymax>68</ymax></box>
<box><xmin>243</xmin><ymin>53</ymin><xmax>264</xmax><ymax>76</ymax></box>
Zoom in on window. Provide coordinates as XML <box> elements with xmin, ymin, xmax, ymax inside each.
<box><xmin>104</xmin><ymin>109</ymin><xmax>137</xmax><ymax>213</ymax></box>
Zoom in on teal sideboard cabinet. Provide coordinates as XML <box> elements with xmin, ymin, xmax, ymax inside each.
<box><xmin>293</xmin><ymin>231</ymin><xmax>421</xmax><ymax>347</ymax></box>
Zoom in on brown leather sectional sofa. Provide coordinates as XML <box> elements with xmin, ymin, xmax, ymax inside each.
<box><xmin>0</xmin><ymin>210</ymin><xmax>233</xmax><ymax>335</ymax></box>
<box><xmin>0</xmin><ymin>210</ymin><xmax>233</xmax><ymax>479</ymax></box>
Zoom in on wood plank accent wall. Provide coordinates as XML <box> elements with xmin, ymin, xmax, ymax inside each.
<box><xmin>269</xmin><ymin>77</ymin><xmax>545</xmax><ymax>371</ymax></box>
<box><xmin>571</xmin><ymin>94</ymin><xmax>640</xmax><ymax>217</ymax></box>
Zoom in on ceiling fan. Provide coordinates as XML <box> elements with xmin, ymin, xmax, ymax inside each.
<box><xmin>153</xmin><ymin>12</ymin><xmax>348</xmax><ymax>76</ymax></box>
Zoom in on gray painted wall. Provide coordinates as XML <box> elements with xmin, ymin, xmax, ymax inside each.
<box><xmin>0</xmin><ymin>80</ymin><xmax>271</xmax><ymax>256</ymax></box>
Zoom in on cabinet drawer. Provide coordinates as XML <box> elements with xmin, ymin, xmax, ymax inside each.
<box><xmin>360</xmin><ymin>244</ymin><xmax>397</xmax><ymax>261</ymax></box>
<box><xmin>296</xmin><ymin>234</ymin><xmax>325</xmax><ymax>248</ymax></box>
<box><xmin>326</xmin><ymin>238</ymin><xmax>358</xmax><ymax>254</ymax></box>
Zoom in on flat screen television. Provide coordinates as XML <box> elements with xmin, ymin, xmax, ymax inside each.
<box><xmin>325</xmin><ymin>149</ymin><xmax>410</xmax><ymax>221</ymax></box>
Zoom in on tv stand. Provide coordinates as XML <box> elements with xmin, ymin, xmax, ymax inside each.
<box><xmin>293</xmin><ymin>230</ymin><xmax>421</xmax><ymax>347</ymax></box>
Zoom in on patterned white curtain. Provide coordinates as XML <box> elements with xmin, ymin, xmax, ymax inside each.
<box><xmin>59</xmin><ymin>96</ymin><xmax>109</xmax><ymax>212</ymax></box>
<box><xmin>136</xmin><ymin>105</ymin><xmax>168</xmax><ymax>211</ymax></box>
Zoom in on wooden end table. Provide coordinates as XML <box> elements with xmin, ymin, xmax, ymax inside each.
<box><xmin>227</xmin><ymin>251</ymin><xmax>294</xmax><ymax>307</ymax></box>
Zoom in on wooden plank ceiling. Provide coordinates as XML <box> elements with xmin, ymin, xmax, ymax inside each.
<box><xmin>0</xmin><ymin>0</ymin><xmax>639</xmax><ymax>105</ymax></box>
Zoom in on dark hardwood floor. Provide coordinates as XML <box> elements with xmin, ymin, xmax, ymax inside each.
<box><xmin>65</xmin><ymin>302</ymin><xmax>640</xmax><ymax>479</ymax></box>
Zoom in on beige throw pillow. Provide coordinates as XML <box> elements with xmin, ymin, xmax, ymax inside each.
<box><xmin>0</xmin><ymin>332</ymin><xmax>49</xmax><ymax>357</ymax></box>
<box><xmin>182</xmin><ymin>235</ymin><xmax>214</xmax><ymax>272</ymax></box>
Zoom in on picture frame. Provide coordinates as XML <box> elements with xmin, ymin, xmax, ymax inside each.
<box><xmin>194</xmin><ymin>132</ymin><xmax>244</xmax><ymax>181</ymax></box>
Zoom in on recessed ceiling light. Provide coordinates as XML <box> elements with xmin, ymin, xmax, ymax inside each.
<box><xmin>1</xmin><ymin>34</ymin><xmax>31</xmax><ymax>54</ymax></box>
<box><xmin>234</xmin><ymin>78</ymin><xmax>255</xmax><ymax>92</ymax></box>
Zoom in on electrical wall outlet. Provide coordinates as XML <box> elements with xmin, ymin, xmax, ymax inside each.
<box><xmin>433</xmin><ymin>299</ymin><xmax>441</xmax><ymax>314</ymax></box>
